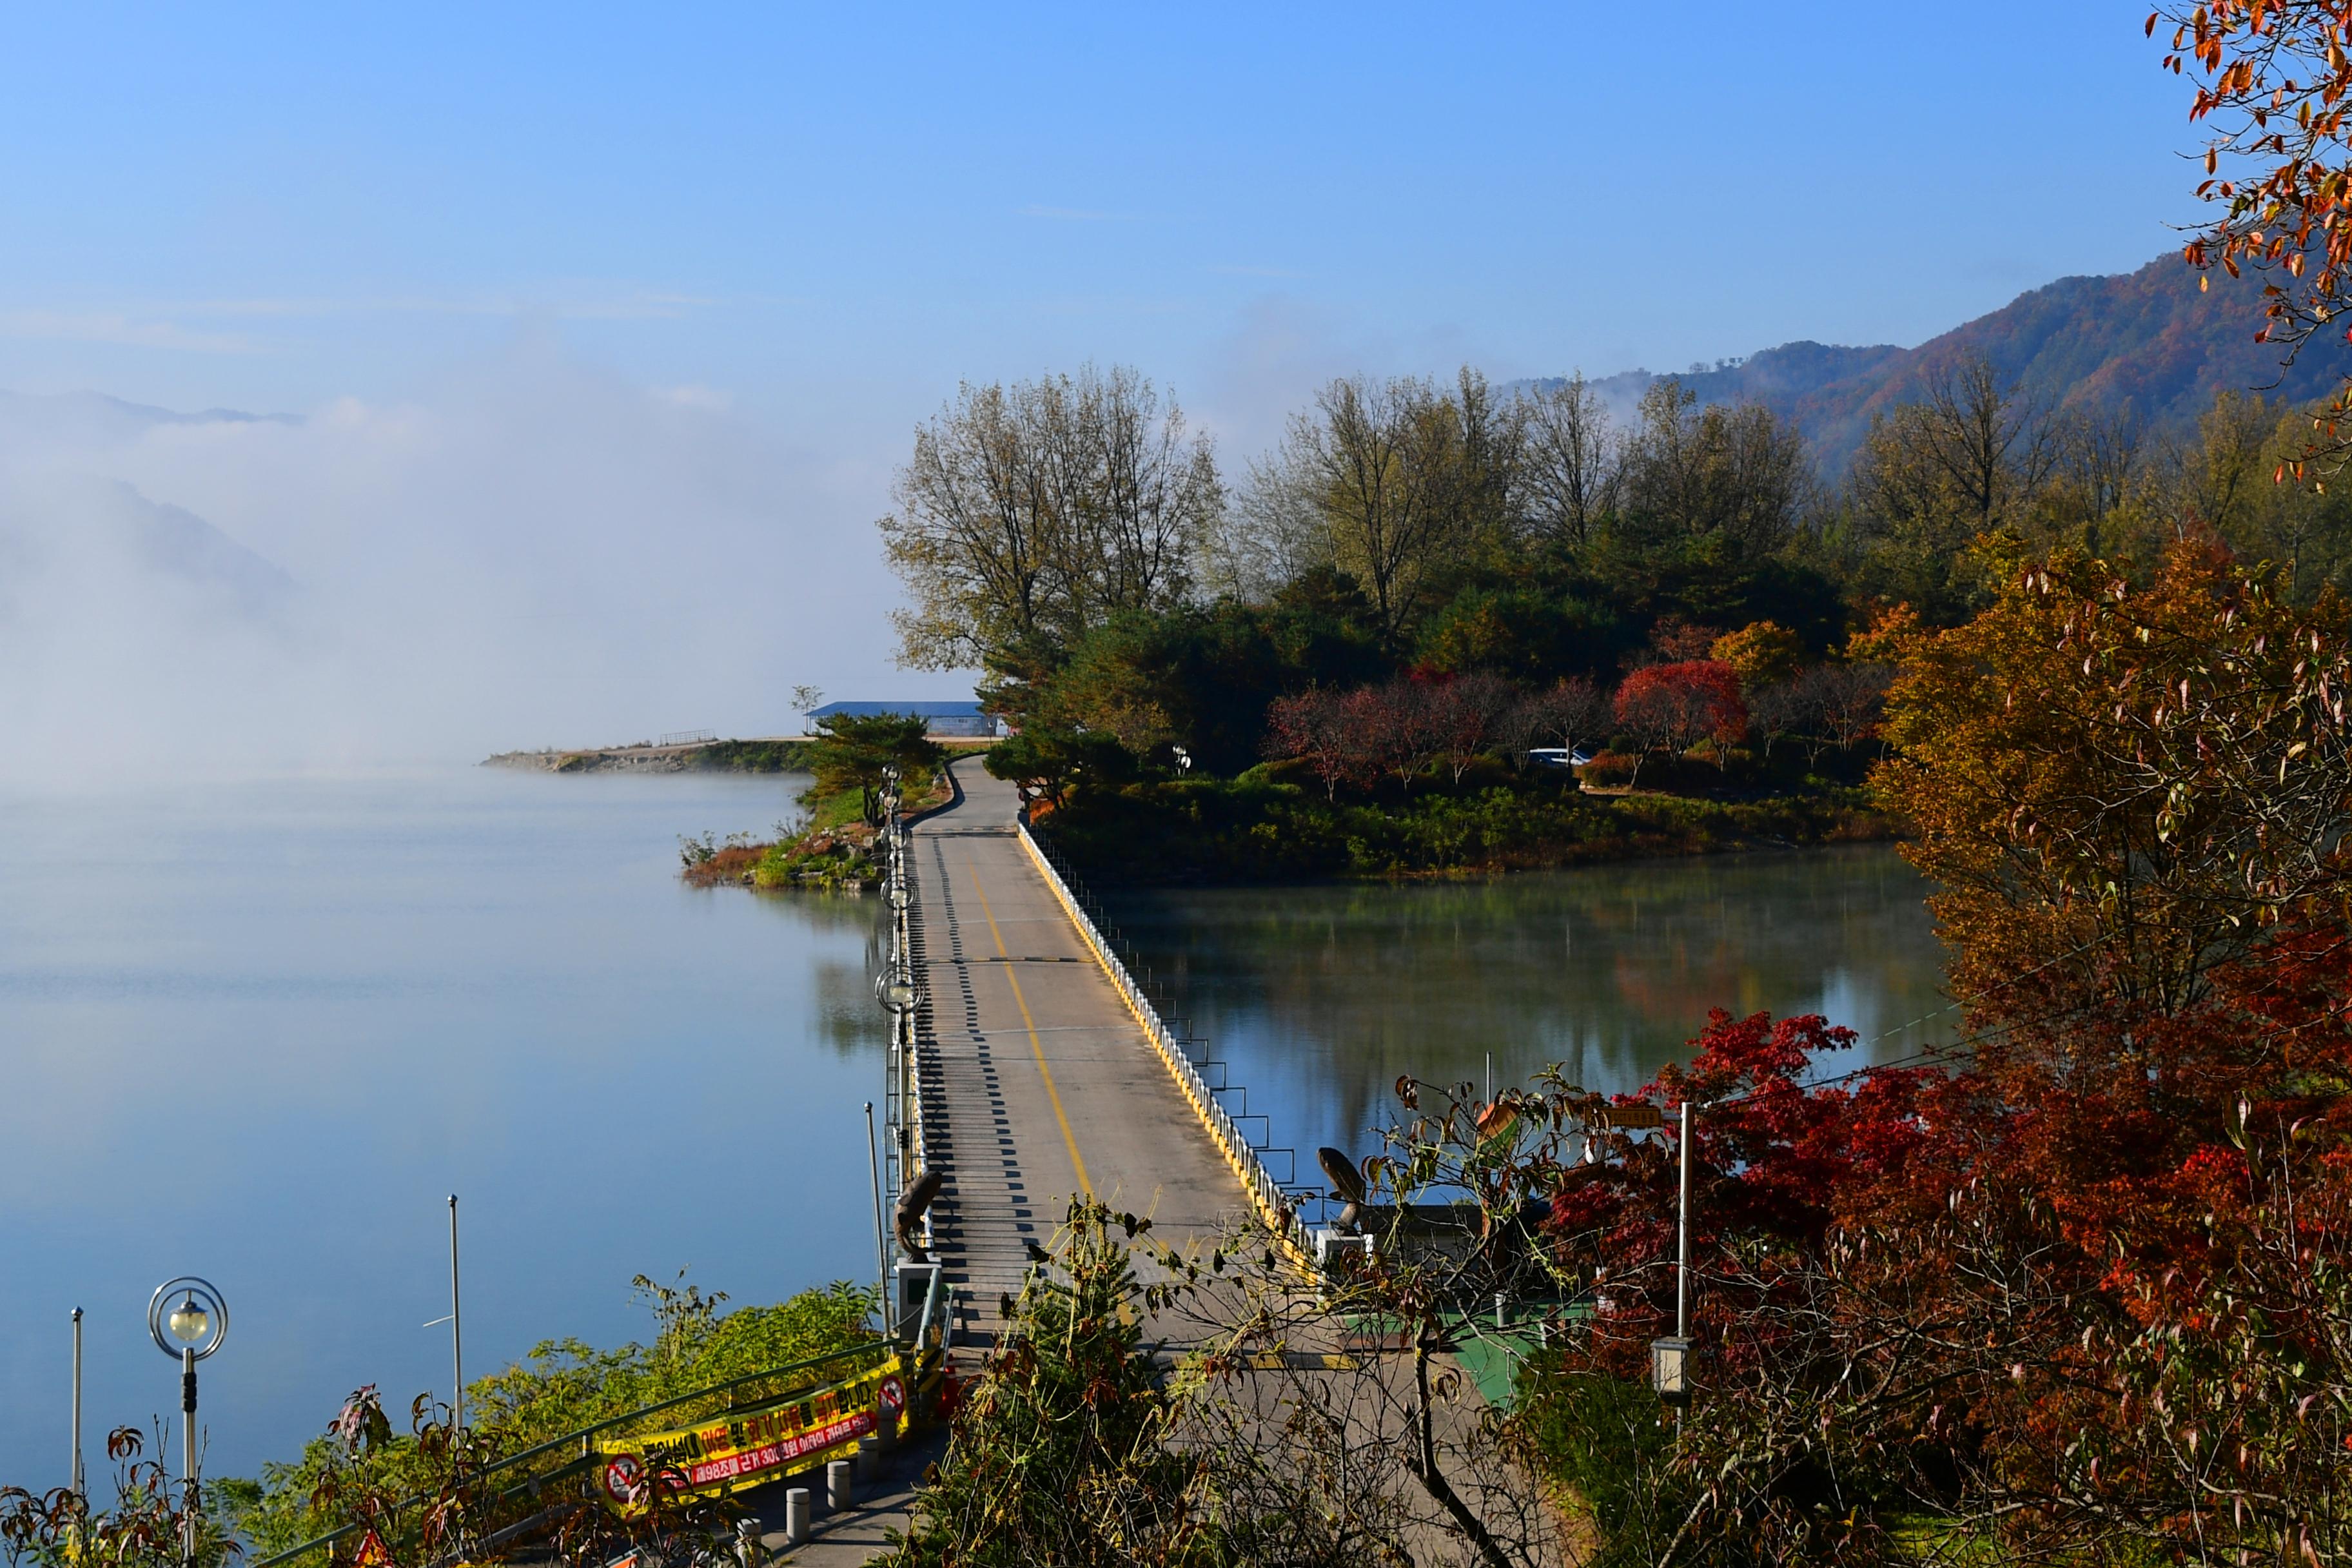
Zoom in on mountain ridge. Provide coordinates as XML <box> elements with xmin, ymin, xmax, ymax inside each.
<box><xmin>1543</xmin><ymin>250</ymin><xmax>2352</xmax><ymax>470</ymax></box>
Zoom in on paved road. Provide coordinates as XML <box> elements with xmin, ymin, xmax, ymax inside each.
<box><xmin>908</xmin><ymin>760</ymin><xmax>1251</xmax><ymax>1334</ymax></box>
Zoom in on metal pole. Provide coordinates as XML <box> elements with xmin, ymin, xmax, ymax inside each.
<box><xmin>865</xmin><ymin>1102</ymin><xmax>889</xmax><ymax>1338</ymax></box>
<box><xmin>70</xmin><ymin>1308</ymin><xmax>83</xmax><ymax>1500</ymax></box>
<box><xmin>447</xmin><ymin>1195</ymin><xmax>464</xmax><ymax>1438</ymax></box>
<box><xmin>1676</xmin><ymin>1099</ymin><xmax>1693</xmax><ymax>1341</ymax></box>
<box><xmin>181</xmin><ymin>1346</ymin><xmax>197</xmax><ymax>1568</ymax></box>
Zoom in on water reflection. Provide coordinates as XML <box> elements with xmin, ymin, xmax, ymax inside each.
<box><xmin>0</xmin><ymin>769</ymin><xmax>885</xmax><ymax>1484</ymax></box>
<box><xmin>1099</xmin><ymin>846</ymin><xmax>1950</xmax><ymax>1168</ymax></box>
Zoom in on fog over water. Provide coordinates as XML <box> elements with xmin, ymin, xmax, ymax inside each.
<box><xmin>0</xmin><ymin>350</ymin><xmax>977</xmax><ymax>782</ymax></box>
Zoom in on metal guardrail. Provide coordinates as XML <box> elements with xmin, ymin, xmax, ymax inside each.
<box><xmin>253</xmin><ymin>1340</ymin><xmax>897</xmax><ymax>1567</ymax></box>
<box><xmin>658</xmin><ymin>729</ymin><xmax>716</xmax><ymax>748</ymax></box>
<box><xmin>1015</xmin><ymin>819</ymin><xmax>1309</xmax><ymax>1262</ymax></box>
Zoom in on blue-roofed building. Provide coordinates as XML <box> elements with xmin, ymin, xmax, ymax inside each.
<box><xmin>802</xmin><ymin>700</ymin><xmax>1005</xmax><ymax>738</ymax></box>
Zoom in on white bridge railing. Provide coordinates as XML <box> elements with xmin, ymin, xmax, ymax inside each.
<box><xmin>1016</xmin><ymin>818</ymin><xmax>1308</xmax><ymax>1260</ymax></box>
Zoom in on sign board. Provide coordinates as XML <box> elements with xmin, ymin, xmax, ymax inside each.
<box><xmin>1596</xmin><ymin>1103</ymin><xmax>1665</xmax><ymax>1130</ymax></box>
<box><xmin>593</xmin><ymin>1355</ymin><xmax>908</xmax><ymax>1512</ymax></box>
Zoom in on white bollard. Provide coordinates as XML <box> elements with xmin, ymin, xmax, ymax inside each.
<box><xmin>783</xmin><ymin>1487</ymin><xmax>811</xmax><ymax>1545</ymax></box>
<box><xmin>827</xmin><ymin>1458</ymin><xmax>855</xmax><ymax>1512</ymax></box>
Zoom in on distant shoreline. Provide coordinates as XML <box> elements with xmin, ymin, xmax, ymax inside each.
<box><xmin>484</xmin><ymin>734</ymin><xmax>995</xmax><ymax>775</ymax></box>
<box><xmin>482</xmin><ymin>736</ymin><xmax>818</xmax><ymax>774</ymax></box>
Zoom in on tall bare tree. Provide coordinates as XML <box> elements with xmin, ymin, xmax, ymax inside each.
<box><xmin>879</xmin><ymin>366</ymin><xmax>1220</xmax><ymax>671</ymax></box>
<box><xmin>1616</xmin><ymin>378</ymin><xmax>1811</xmax><ymax>555</ymax></box>
<box><xmin>1516</xmin><ymin>372</ymin><xmax>1622</xmax><ymax>549</ymax></box>
<box><xmin>1848</xmin><ymin>355</ymin><xmax>2061</xmax><ymax>620</ymax></box>
<box><xmin>1856</xmin><ymin>355</ymin><xmax>2060</xmax><ymax>537</ymax></box>
<box><xmin>1254</xmin><ymin>369</ymin><xmax>1518</xmax><ymax>640</ymax></box>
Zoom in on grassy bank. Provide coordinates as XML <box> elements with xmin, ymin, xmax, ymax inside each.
<box><xmin>680</xmin><ymin>764</ymin><xmax>955</xmax><ymax>891</ymax></box>
<box><xmin>689</xmin><ymin>737</ymin><xmax>819</xmax><ymax>771</ymax></box>
<box><xmin>1030</xmin><ymin>760</ymin><xmax>1894</xmax><ymax>883</ymax></box>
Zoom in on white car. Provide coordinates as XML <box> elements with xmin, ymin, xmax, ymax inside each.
<box><xmin>1527</xmin><ymin>747</ymin><xmax>1596</xmax><ymax>769</ymax></box>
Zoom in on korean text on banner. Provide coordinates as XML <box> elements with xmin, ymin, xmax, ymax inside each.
<box><xmin>593</xmin><ymin>1355</ymin><xmax>908</xmax><ymax>1511</ymax></box>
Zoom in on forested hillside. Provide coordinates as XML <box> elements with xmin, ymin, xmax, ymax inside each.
<box><xmin>1558</xmin><ymin>247</ymin><xmax>2351</xmax><ymax>469</ymax></box>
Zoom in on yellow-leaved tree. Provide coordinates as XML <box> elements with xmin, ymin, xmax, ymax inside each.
<box><xmin>1875</xmin><ymin>536</ymin><xmax>2352</xmax><ymax>1034</ymax></box>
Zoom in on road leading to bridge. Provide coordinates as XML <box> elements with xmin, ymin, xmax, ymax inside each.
<box><xmin>908</xmin><ymin>760</ymin><xmax>1251</xmax><ymax>1330</ymax></box>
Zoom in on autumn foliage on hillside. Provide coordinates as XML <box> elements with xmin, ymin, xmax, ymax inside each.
<box><xmin>1520</xmin><ymin>539</ymin><xmax>2352</xmax><ymax>1563</ymax></box>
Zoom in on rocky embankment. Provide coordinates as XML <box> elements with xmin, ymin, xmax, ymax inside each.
<box><xmin>485</xmin><ymin>743</ymin><xmax>710</xmax><ymax>774</ymax></box>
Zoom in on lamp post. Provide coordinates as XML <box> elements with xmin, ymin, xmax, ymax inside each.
<box><xmin>70</xmin><ymin>1307</ymin><xmax>84</xmax><ymax>1500</ymax></box>
<box><xmin>1651</xmin><ymin>1099</ymin><xmax>1695</xmax><ymax>1408</ymax></box>
<box><xmin>864</xmin><ymin>1101</ymin><xmax>888</xmax><ymax>1337</ymax></box>
<box><xmin>875</xmin><ymin>963</ymin><xmax>917</xmax><ymax>1333</ymax></box>
<box><xmin>147</xmin><ymin>1278</ymin><xmax>227</xmax><ymax>1568</ymax></box>
<box><xmin>1593</xmin><ymin>1102</ymin><xmax>1694</xmax><ymax>1406</ymax></box>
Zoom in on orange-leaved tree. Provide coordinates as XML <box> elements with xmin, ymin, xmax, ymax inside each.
<box><xmin>1875</xmin><ymin>534</ymin><xmax>2352</xmax><ymax>1030</ymax></box>
<box><xmin>2155</xmin><ymin>0</ymin><xmax>2352</xmax><ymax>460</ymax></box>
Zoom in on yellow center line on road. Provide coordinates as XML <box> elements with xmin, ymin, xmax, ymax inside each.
<box><xmin>969</xmin><ymin>866</ymin><xmax>1093</xmax><ymax>1197</ymax></box>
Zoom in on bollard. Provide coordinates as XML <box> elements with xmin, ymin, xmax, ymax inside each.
<box><xmin>734</xmin><ymin>1516</ymin><xmax>758</xmax><ymax>1568</ymax></box>
<box><xmin>827</xmin><ymin>1458</ymin><xmax>855</xmax><ymax>1513</ymax></box>
<box><xmin>854</xmin><ymin>1436</ymin><xmax>877</xmax><ymax>1485</ymax></box>
<box><xmin>783</xmin><ymin>1488</ymin><xmax>811</xmax><ymax>1545</ymax></box>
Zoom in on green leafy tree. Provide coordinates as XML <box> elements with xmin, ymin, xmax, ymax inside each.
<box><xmin>806</xmin><ymin>712</ymin><xmax>945</xmax><ymax>827</ymax></box>
<box><xmin>981</xmin><ymin>727</ymin><xmax>1136</xmax><ymax>811</ymax></box>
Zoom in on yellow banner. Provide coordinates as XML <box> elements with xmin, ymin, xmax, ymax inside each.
<box><xmin>592</xmin><ymin>1355</ymin><xmax>910</xmax><ymax>1510</ymax></box>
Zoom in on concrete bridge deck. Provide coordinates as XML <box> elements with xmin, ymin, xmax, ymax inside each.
<box><xmin>907</xmin><ymin>760</ymin><xmax>1250</xmax><ymax>1330</ymax></box>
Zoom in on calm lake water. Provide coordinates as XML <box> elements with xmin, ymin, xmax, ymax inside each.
<box><xmin>1099</xmin><ymin>846</ymin><xmax>1952</xmax><ymax>1177</ymax></box>
<box><xmin>0</xmin><ymin>774</ymin><xmax>1951</xmax><ymax>1492</ymax></box>
<box><xmin>0</xmin><ymin>768</ymin><xmax>884</xmax><ymax>1487</ymax></box>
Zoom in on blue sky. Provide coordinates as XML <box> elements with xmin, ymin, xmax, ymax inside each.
<box><xmin>0</xmin><ymin>3</ymin><xmax>2208</xmax><ymax>758</ymax></box>
<box><xmin>0</xmin><ymin>3</ymin><xmax>2195</xmax><ymax>434</ymax></box>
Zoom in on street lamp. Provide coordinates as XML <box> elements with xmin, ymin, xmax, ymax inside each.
<box><xmin>148</xmin><ymin>1278</ymin><xmax>227</xmax><ymax>1568</ymax></box>
<box><xmin>1651</xmin><ymin>1333</ymin><xmax>1692</xmax><ymax>1406</ymax></box>
<box><xmin>1650</xmin><ymin>1098</ymin><xmax>1696</xmax><ymax>1407</ymax></box>
<box><xmin>875</xmin><ymin>970</ymin><xmax>917</xmax><ymax>1015</ymax></box>
<box><xmin>1589</xmin><ymin>1104</ymin><xmax>1698</xmax><ymax>1407</ymax></box>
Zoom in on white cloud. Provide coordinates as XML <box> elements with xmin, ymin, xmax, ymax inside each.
<box><xmin>653</xmin><ymin>383</ymin><xmax>733</xmax><ymax>411</ymax></box>
<box><xmin>0</xmin><ymin>310</ymin><xmax>260</xmax><ymax>354</ymax></box>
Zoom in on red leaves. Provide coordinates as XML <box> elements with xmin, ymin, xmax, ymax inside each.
<box><xmin>1614</xmin><ymin>659</ymin><xmax>1747</xmax><ymax>774</ymax></box>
